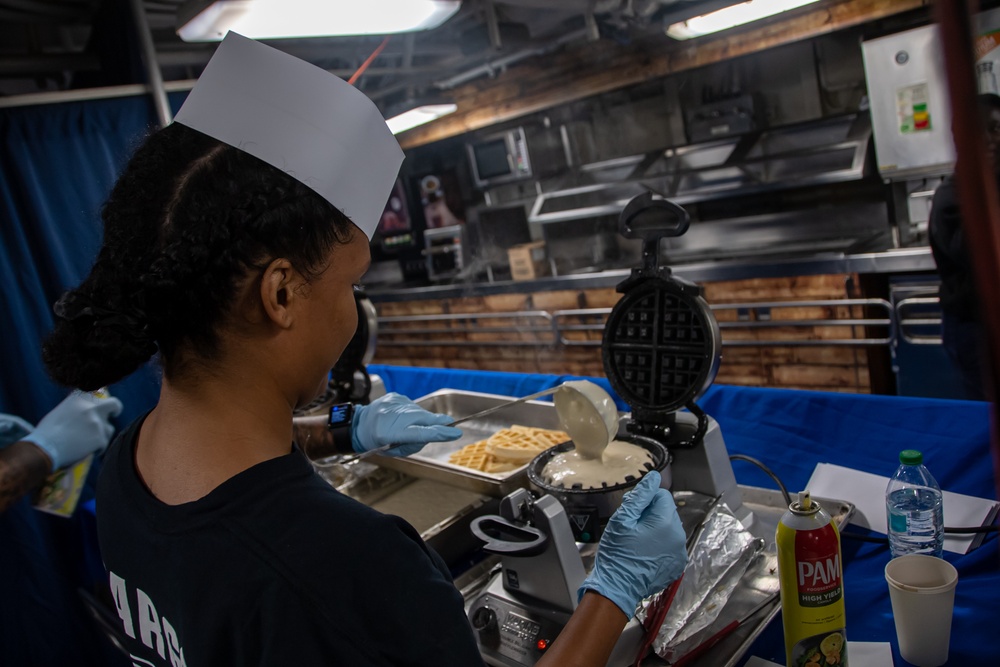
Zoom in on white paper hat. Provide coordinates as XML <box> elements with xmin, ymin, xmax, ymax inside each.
<box><xmin>173</xmin><ymin>32</ymin><xmax>403</xmax><ymax>239</ymax></box>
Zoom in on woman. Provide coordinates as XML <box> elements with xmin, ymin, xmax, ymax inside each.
<box><xmin>42</xmin><ymin>34</ymin><xmax>685</xmax><ymax>666</ymax></box>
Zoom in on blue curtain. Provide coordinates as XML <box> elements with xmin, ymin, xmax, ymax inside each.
<box><xmin>0</xmin><ymin>94</ymin><xmax>185</xmax><ymax>424</ymax></box>
<box><xmin>0</xmin><ymin>92</ymin><xmax>184</xmax><ymax>665</ymax></box>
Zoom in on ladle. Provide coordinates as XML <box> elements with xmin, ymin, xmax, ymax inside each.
<box><xmin>552</xmin><ymin>380</ymin><xmax>619</xmax><ymax>460</ymax></box>
<box><xmin>337</xmin><ymin>381</ymin><xmax>618</xmax><ymax>464</ymax></box>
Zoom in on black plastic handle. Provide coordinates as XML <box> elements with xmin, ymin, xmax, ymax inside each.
<box><xmin>470</xmin><ymin>515</ymin><xmax>548</xmax><ymax>556</ymax></box>
<box><xmin>619</xmin><ymin>192</ymin><xmax>690</xmax><ymax>241</ymax></box>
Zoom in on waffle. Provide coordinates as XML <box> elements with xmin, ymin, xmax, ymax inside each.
<box><xmin>486</xmin><ymin>425</ymin><xmax>570</xmax><ymax>464</ymax></box>
<box><xmin>447</xmin><ymin>440</ymin><xmax>520</xmax><ymax>474</ymax></box>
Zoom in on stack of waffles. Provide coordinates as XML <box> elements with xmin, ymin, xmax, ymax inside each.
<box><xmin>447</xmin><ymin>425</ymin><xmax>570</xmax><ymax>474</ymax></box>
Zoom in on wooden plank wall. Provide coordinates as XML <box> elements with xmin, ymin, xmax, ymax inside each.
<box><xmin>371</xmin><ymin>274</ymin><xmax>878</xmax><ymax>393</ymax></box>
<box><xmin>702</xmin><ymin>275</ymin><xmax>872</xmax><ymax>392</ymax></box>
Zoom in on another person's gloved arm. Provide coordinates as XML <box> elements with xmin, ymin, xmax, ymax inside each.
<box><xmin>1</xmin><ymin>414</ymin><xmax>45</xmax><ymax>513</ymax></box>
<box><xmin>352</xmin><ymin>392</ymin><xmax>462</xmax><ymax>456</ymax></box>
<box><xmin>23</xmin><ymin>391</ymin><xmax>123</xmax><ymax>471</ymax></box>
<box><xmin>0</xmin><ymin>391</ymin><xmax>122</xmax><ymax>513</ymax></box>
<box><xmin>536</xmin><ymin>471</ymin><xmax>687</xmax><ymax>667</ymax></box>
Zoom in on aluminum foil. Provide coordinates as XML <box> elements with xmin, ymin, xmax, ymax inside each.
<box><xmin>636</xmin><ymin>503</ymin><xmax>765</xmax><ymax>661</ymax></box>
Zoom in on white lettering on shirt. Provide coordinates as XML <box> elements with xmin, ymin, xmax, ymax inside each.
<box><xmin>162</xmin><ymin>616</ymin><xmax>188</xmax><ymax>667</ymax></box>
<box><xmin>137</xmin><ymin>588</ymin><xmax>166</xmax><ymax>659</ymax></box>
<box><xmin>109</xmin><ymin>569</ymin><xmax>188</xmax><ymax>666</ymax></box>
<box><xmin>109</xmin><ymin>571</ymin><xmax>136</xmax><ymax>638</ymax></box>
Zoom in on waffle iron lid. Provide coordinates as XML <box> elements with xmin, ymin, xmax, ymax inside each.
<box><xmin>602</xmin><ymin>194</ymin><xmax>722</xmax><ymax>416</ymax></box>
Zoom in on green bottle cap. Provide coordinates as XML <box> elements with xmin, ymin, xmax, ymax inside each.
<box><xmin>899</xmin><ymin>449</ymin><xmax>923</xmax><ymax>465</ymax></box>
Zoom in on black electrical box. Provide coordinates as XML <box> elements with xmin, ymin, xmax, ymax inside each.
<box><xmin>684</xmin><ymin>93</ymin><xmax>760</xmax><ymax>143</ymax></box>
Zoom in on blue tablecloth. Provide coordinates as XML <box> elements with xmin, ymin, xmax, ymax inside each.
<box><xmin>369</xmin><ymin>364</ymin><xmax>1000</xmax><ymax>666</ymax></box>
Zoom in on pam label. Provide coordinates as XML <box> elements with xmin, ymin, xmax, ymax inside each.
<box><xmin>797</xmin><ymin>554</ymin><xmax>842</xmax><ymax>608</ymax></box>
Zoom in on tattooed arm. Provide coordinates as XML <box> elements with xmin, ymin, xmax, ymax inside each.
<box><xmin>0</xmin><ymin>440</ymin><xmax>52</xmax><ymax>513</ymax></box>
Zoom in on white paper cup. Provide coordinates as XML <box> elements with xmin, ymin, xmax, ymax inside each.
<box><xmin>885</xmin><ymin>555</ymin><xmax>958</xmax><ymax>667</ymax></box>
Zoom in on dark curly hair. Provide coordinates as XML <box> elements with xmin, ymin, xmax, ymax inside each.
<box><xmin>43</xmin><ymin>122</ymin><xmax>354</xmax><ymax>391</ymax></box>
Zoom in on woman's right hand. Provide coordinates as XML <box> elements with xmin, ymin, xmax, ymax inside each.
<box><xmin>577</xmin><ymin>470</ymin><xmax>687</xmax><ymax>618</ymax></box>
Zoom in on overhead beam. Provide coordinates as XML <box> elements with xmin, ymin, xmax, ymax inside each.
<box><xmin>397</xmin><ymin>0</ymin><xmax>927</xmax><ymax>149</ymax></box>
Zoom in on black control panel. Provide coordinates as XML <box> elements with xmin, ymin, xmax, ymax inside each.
<box><xmin>469</xmin><ymin>593</ymin><xmax>571</xmax><ymax>667</ymax></box>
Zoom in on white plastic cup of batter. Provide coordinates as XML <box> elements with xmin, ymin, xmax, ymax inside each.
<box><xmin>884</xmin><ymin>554</ymin><xmax>958</xmax><ymax>667</ymax></box>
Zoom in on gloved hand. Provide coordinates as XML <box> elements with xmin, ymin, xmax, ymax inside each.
<box><xmin>0</xmin><ymin>414</ymin><xmax>35</xmax><ymax>444</ymax></box>
<box><xmin>352</xmin><ymin>392</ymin><xmax>463</xmax><ymax>456</ymax></box>
<box><xmin>23</xmin><ymin>391</ymin><xmax>123</xmax><ymax>470</ymax></box>
<box><xmin>578</xmin><ymin>470</ymin><xmax>687</xmax><ymax>618</ymax></box>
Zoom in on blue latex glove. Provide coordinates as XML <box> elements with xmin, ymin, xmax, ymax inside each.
<box><xmin>351</xmin><ymin>392</ymin><xmax>463</xmax><ymax>456</ymax></box>
<box><xmin>578</xmin><ymin>470</ymin><xmax>687</xmax><ymax>618</ymax></box>
<box><xmin>0</xmin><ymin>414</ymin><xmax>35</xmax><ymax>445</ymax></box>
<box><xmin>23</xmin><ymin>391</ymin><xmax>123</xmax><ymax>470</ymax></box>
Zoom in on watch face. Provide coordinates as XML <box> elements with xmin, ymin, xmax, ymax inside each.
<box><xmin>329</xmin><ymin>404</ymin><xmax>353</xmax><ymax>427</ymax></box>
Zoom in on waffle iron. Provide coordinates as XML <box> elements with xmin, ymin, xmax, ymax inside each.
<box><xmin>604</xmin><ymin>193</ymin><xmax>744</xmax><ymax>521</ymax></box>
<box><xmin>466</xmin><ymin>194</ymin><xmax>748</xmax><ymax>667</ymax></box>
<box><xmin>604</xmin><ymin>192</ymin><xmax>721</xmax><ymax>444</ymax></box>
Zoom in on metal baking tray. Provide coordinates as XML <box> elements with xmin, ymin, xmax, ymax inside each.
<box><xmin>640</xmin><ymin>486</ymin><xmax>855</xmax><ymax>667</ymax></box>
<box><xmin>367</xmin><ymin>389</ymin><xmax>567</xmax><ymax>497</ymax></box>
<box><xmin>313</xmin><ymin>460</ymin><xmax>501</xmax><ymax>568</ymax></box>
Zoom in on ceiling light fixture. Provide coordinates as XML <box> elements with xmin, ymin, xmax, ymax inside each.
<box><xmin>384</xmin><ymin>103</ymin><xmax>458</xmax><ymax>135</ymax></box>
<box><xmin>177</xmin><ymin>0</ymin><xmax>462</xmax><ymax>42</ymax></box>
<box><xmin>666</xmin><ymin>0</ymin><xmax>821</xmax><ymax>41</ymax></box>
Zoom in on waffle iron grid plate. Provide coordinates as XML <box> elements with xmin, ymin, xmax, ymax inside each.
<box><xmin>603</xmin><ymin>276</ymin><xmax>721</xmax><ymax>415</ymax></box>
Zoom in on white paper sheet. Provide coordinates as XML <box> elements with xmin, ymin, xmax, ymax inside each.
<box><xmin>805</xmin><ymin>462</ymin><xmax>999</xmax><ymax>554</ymax></box>
<box><xmin>746</xmin><ymin>641</ymin><xmax>894</xmax><ymax>666</ymax></box>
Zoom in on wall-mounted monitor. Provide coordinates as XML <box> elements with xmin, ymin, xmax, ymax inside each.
<box><xmin>466</xmin><ymin>127</ymin><xmax>532</xmax><ymax>188</ymax></box>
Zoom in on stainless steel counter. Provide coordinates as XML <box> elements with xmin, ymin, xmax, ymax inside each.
<box><xmin>365</xmin><ymin>247</ymin><xmax>935</xmax><ymax>303</ymax></box>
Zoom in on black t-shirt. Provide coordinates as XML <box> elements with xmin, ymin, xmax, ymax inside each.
<box><xmin>96</xmin><ymin>415</ymin><xmax>484</xmax><ymax>667</ymax></box>
<box><xmin>929</xmin><ymin>177</ymin><xmax>980</xmax><ymax>322</ymax></box>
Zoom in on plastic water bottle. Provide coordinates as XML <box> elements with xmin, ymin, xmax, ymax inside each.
<box><xmin>886</xmin><ymin>450</ymin><xmax>944</xmax><ymax>558</ymax></box>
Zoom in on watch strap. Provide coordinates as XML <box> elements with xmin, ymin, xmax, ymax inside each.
<box><xmin>327</xmin><ymin>403</ymin><xmax>356</xmax><ymax>454</ymax></box>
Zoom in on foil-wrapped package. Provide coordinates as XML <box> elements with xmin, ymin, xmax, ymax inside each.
<box><xmin>636</xmin><ymin>502</ymin><xmax>765</xmax><ymax>661</ymax></box>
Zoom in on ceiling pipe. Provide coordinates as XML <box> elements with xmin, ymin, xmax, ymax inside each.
<box><xmin>128</xmin><ymin>0</ymin><xmax>171</xmax><ymax>127</ymax></box>
<box><xmin>0</xmin><ymin>54</ymin><xmax>101</xmax><ymax>76</ymax></box>
<box><xmin>485</xmin><ymin>0</ymin><xmax>503</xmax><ymax>49</ymax></box>
<box><xmin>363</xmin><ymin>26</ymin><xmax>589</xmax><ymax>105</ymax></box>
<box><xmin>434</xmin><ymin>27</ymin><xmax>589</xmax><ymax>89</ymax></box>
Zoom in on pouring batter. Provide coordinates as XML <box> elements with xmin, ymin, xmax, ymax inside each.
<box><xmin>547</xmin><ymin>380</ymin><xmax>655</xmax><ymax>488</ymax></box>
<box><xmin>542</xmin><ymin>439</ymin><xmax>654</xmax><ymax>489</ymax></box>
<box><xmin>553</xmin><ymin>380</ymin><xmax>619</xmax><ymax>459</ymax></box>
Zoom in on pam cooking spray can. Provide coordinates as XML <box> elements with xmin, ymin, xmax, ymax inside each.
<box><xmin>776</xmin><ymin>491</ymin><xmax>847</xmax><ymax>667</ymax></box>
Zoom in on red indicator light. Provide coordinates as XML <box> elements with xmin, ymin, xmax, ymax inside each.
<box><xmin>537</xmin><ymin>639</ymin><xmax>549</xmax><ymax>651</ymax></box>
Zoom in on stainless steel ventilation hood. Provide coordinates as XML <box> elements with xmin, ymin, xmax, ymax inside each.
<box><xmin>464</xmin><ymin>110</ymin><xmax>893</xmax><ymax>279</ymax></box>
<box><xmin>525</xmin><ymin>111</ymin><xmax>873</xmax><ymax>224</ymax></box>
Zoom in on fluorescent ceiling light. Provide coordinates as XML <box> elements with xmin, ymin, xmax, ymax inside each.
<box><xmin>385</xmin><ymin>104</ymin><xmax>458</xmax><ymax>135</ymax></box>
<box><xmin>666</xmin><ymin>0</ymin><xmax>820</xmax><ymax>40</ymax></box>
<box><xmin>178</xmin><ymin>0</ymin><xmax>461</xmax><ymax>42</ymax></box>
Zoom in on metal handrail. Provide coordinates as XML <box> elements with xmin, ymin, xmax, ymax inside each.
<box><xmin>551</xmin><ymin>298</ymin><xmax>893</xmax><ymax>347</ymax></box>
<box><xmin>895</xmin><ymin>296</ymin><xmax>944</xmax><ymax>345</ymax></box>
<box><xmin>709</xmin><ymin>298</ymin><xmax>892</xmax><ymax>310</ymax></box>
<box><xmin>375</xmin><ymin>298</ymin><xmax>903</xmax><ymax>349</ymax></box>
<box><xmin>377</xmin><ymin>310</ymin><xmax>558</xmax><ymax>347</ymax></box>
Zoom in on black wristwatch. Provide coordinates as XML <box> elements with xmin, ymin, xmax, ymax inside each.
<box><xmin>327</xmin><ymin>403</ymin><xmax>355</xmax><ymax>454</ymax></box>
